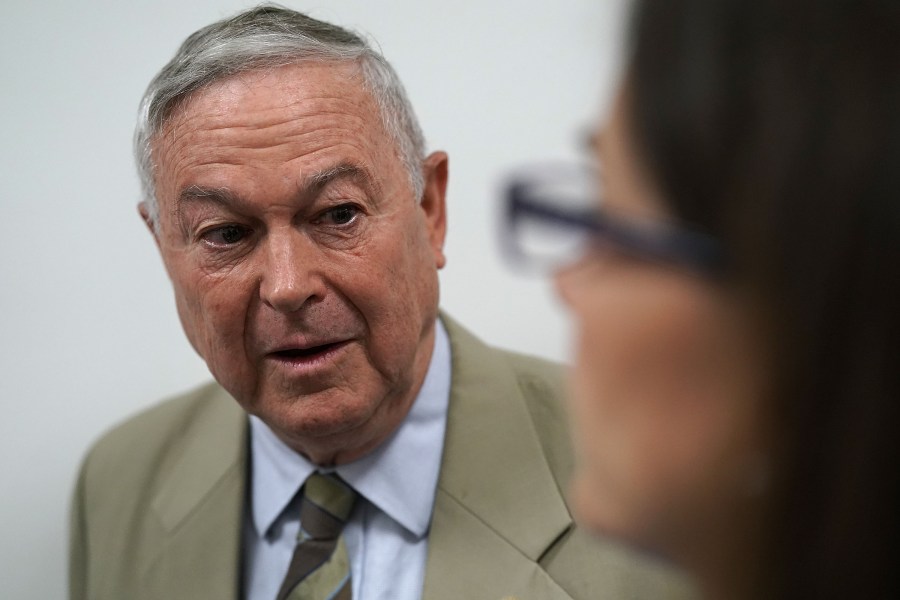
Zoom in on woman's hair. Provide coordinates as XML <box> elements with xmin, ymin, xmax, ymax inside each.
<box><xmin>627</xmin><ymin>0</ymin><xmax>900</xmax><ymax>596</ymax></box>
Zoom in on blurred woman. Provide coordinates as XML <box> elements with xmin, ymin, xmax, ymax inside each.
<box><xmin>505</xmin><ymin>0</ymin><xmax>899</xmax><ymax>597</ymax></box>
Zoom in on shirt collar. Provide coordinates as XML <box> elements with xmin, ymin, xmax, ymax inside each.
<box><xmin>249</xmin><ymin>319</ymin><xmax>451</xmax><ymax>539</ymax></box>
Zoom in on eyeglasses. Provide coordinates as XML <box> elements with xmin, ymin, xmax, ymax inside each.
<box><xmin>501</xmin><ymin>163</ymin><xmax>724</xmax><ymax>276</ymax></box>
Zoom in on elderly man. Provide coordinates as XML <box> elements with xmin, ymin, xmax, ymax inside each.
<box><xmin>70</xmin><ymin>6</ymin><xmax>689</xmax><ymax>600</ymax></box>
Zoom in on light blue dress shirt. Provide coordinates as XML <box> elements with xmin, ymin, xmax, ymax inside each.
<box><xmin>243</xmin><ymin>320</ymin><xmax>451</xmax><ymax>600</ymax></box>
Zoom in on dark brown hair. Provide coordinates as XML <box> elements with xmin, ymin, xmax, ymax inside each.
<box><xmin>627</xmin><ymin>0</ymin><xmax>900</xmax><ymax>597</ymax></box>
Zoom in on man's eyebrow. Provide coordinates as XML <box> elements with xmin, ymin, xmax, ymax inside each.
<box><xmin>174</xmin><ymin>186</ymin><xmax>247</xmax><ymax>220</ymax></box>
<box><xmin>178</xmin><ymin>185</ymin><xmax>240</xmax><ymax>205</ymax></box>
<box><xmin>308</xmin><ymin>162</ymin><xmax>380</xmax><ymax>196</ymax></box>
<box><xmin>173</xmin><ymin>163</ymin><xmax>381</xmax><ymax>217</ymax></box>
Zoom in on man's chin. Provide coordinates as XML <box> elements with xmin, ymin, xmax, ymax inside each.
<box><xmin>251</xmin><ymin>396</ymin><xmax>380</xmax><ymax>456</ymax></box>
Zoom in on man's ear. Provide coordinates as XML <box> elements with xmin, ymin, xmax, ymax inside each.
<box><xmin>419</xmin><ymin>151</ymin><xmax>449</xmax><ymax>269</ymax></box>
<box><xmin>138</xmin><ymin>201</ymin><xmax>161</xmax><ymax>247</ymax></box>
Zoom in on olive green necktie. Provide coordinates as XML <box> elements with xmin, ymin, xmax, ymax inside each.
<box><xmin>276</xmin><ymin>473</ymin><xmax>358</xmax><ymax>600</ymax></box>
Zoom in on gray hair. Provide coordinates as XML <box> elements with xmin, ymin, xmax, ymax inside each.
<box><xmin>134</xmin><ymin>4</ymin><xmax>427</xmax><ymax>228</ymax></box>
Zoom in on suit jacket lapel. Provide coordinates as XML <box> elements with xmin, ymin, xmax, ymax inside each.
<box><xmin>142</xmin><ymin>389</ymin><xmax>248</xmax><ymax>599</ymax></box>
<box><xmin>423</xmin><ymin>316</ymin><xmax>575</xmax><ymax>600</ymax></box>
<box><xmin>130</xmin><ymin>318</ymin><xmax>572</xmax><ymax>599</ymax></box>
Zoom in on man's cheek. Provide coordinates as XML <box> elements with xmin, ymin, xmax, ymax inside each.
<box><xmin>172</xmin><ymin>288</ymin><xmax>205</xmax><ymax>353</ymax></box>
<box><xmin>174</xmin><ymin>280</ymin><xmax>231</xmax><ymax>356</ymax></box>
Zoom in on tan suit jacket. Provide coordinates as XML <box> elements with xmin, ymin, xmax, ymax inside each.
<box><xmin>70</xmin><ymin>316</ymin><xmax>692</xmax><ymax>599</ymax></box>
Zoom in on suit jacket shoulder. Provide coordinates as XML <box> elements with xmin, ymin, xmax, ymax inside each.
<box><xmin>70</xmin><ymin>383</ymin><xmax>246</xmax><ymax>600</ymax></box>
<box><xmin>71</xmin><ymin>317</ymin><xmax>694</xmax><ymax>600</ymax></box>
<box><xmin>424</xmin><ymin>315</ymin><xmax>695</xmax><ymax>600</ymax></box>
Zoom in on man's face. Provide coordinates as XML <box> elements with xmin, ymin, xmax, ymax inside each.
<box><xmin>145</xmin><ymin>63</ymin><xmax>448</xmax><ymax>464</ymax></box>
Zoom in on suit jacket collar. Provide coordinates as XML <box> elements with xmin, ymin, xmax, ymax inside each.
<box><xmin>423</xmin><ymin>314</ymin><xmax>575</xmax><ymax>599</ymax></box>
<box><xmin>145</xmin><ymin>388</ymin><xmax>247</xmax><ymax>599</ymax></box>
<box><xmin>139</xmin><ymin>315</ymin><xmax>573</xmax><ymax>599</ymax></box>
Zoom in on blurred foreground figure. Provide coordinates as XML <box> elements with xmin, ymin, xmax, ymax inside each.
<box><xmin>506</xmin><ymin>0</ymin><xmax>900</xmax><ymax>598</ymax></box>
<box><xmin>70</xmin><ymin>5</ymin><xmax>692</xmax><ymax>600</ymax></box>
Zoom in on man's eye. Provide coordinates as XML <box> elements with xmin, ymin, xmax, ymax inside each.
<box><xmin>203</xmin><ymin>225</ymin><xmax>250</xmax><ymax>246</ymax></box>
<box><xmin>320</xmin><ymin>204</ymin><xmax>360</xmax><ymax>226</ymax></box>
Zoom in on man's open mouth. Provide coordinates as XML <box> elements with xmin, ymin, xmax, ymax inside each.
<box><xmin>270</xmin><ymin>341</ymin><xmax>346</xmax><ymax>361</ymax></box>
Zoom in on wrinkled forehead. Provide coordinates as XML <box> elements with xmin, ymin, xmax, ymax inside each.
<box><xmin>155</xmin><ymin>61</ymin><xmax>377</xmax><ymax>139</ymax></box>
<box><xmin>148</xmin><ymin>62</ymin><xmax>402</xmax><ymax>198</ymax></box>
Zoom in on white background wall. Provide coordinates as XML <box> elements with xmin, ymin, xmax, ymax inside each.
<box><xmin>0</xmin><ymin>1</ymin><xmax>627</xmax><ymax>597</ymax></box>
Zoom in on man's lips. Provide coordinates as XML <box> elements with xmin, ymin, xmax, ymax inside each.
<box><xmin>265</xmin><ymin>340</ymin><xmax>351</xmax><ymax>366</ymax></box>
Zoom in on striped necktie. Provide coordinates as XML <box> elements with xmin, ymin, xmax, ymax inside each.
<box><xmin>276</xmin><ymin>473</ymin><xmax>358</xmax><ymax>600</ymax></box>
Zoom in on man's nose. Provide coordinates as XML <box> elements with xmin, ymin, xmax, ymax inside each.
<box><xmin>259</xmin><ymin>231</ymin><xmax>325</xmax><ymax>313</ymax></box>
